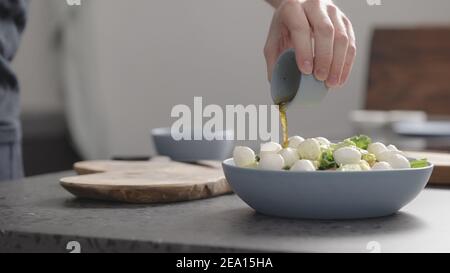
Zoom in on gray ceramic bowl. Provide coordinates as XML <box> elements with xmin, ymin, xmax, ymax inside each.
<box><xmin>222</xmin><ymin>159</ymin><xmax>433</xmax><ymax>220</ymax></box>
<box><xmin>152</xmin><ymin>128</ymin><xmax>234</xmax><ymax>162</ymax></box>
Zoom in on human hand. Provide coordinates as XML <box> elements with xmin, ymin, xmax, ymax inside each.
<box><xmin>264</xmin><ymin>0</ymin><xmax>356</xmax><ymax>88</ymax></box>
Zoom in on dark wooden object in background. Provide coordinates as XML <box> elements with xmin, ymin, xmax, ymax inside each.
<box><xmin>366</xmin><ymin>28</ymin><xmax>450</xmax><ymax>115</ymax></box>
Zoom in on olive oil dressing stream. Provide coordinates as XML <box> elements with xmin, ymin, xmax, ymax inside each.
<box><xmin>271</xmin><ymin>50</ymin><xmax>329</xmax><ymax>149</ymax></box>
<box><xmin>279</xmin><ymin>103</ymin><xmax>289</xmax><ymax>148</ymax></box>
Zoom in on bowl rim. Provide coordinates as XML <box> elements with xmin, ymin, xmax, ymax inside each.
<box><xmin>222</xmin><ymin>158</ymin><xmax>434</xmax><ymax>174</ymax></box>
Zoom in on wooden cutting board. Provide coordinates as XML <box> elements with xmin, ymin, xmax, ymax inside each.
<box><xmin>405</xmin><ymin>151</ymin><xmax>450</xmax><ymax>186</ymax></box>
<box><xmin>60</xmin><ymin>159</ymin><xmax>232</xmax><ymax>204</ymax></box>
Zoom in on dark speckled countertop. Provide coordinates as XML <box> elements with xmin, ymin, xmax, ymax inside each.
<box><xmin>1</xmin><ymin>171</ymin><xmax>450</xmax><ymax>253</ymax></box>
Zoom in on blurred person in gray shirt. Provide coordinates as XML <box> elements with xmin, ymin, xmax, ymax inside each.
<box><xmin>0</xmin><ymin>0</ymin><xmax>28</xmax><ymax>181</ymax></box>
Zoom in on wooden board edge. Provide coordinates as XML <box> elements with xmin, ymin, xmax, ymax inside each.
<box><xmin>60</xmin><ymin>177</ymin><xmax>232</xmax><ymax>204</ymax></box>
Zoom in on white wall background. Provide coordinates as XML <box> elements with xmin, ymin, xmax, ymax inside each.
<box><xmin>13</xmin><ymin>0</ymin><xmax>450</xmax><ymax>159</ymax></box>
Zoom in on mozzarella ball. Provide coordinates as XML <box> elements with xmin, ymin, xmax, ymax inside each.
<box><xmin>386</xmin><ymin>154</ymin><xmax>411</xmax><ymax>169</ymax></box>
<box><xmin>288</xmin><ymin>136</ymin><xmax>305</xmax><ymax>149</ymax></box>
<box><xmin>298</xmin><ymin>138</ymin><xmax>322</xmax><ymax>161</ymax></box>
<box><xmin>377</xmin><ymin>150</ymin><xmax>395</xmax><ymax>162</ymax></box>
<box><xmin>372</xmin><ymin>161</ymin><xmax>393</xmax><ymax>170</ymax></box>
<box><xmin>368</xmin><ymin>142</ymin><xmax>388</xmax><ymax>158</ymax></box>
<box><xmin>315</xmin><ymin>137</ymin><xmax>331</xmax><ymax>146</ymax></box>
<box><xmin>338</xmin><ymin>164</ymin><xmax>363</xmax><ymax>172</ymax></box>
<box><xmin>387</xmin><ymin>144</ymin><xmax>406</xmax><ymax>156</ymax></box>
<box><xmin>279</xmin><ymin>148</ymin><xmax>299</xmax><ymax>168</ymax></box>
<box><xmin>290</xmin><ymin>160</ymin><xmax>316</xmax><ymax>172</ymax></box>
<box><xmin>359</xmin><ymin>160</ymin><xmax>371</xmax><ymax>171</ymax></box>
<box><xmin>387</xmin><ymin>144</ymin><xmax>399</xmax><ymax>151</ymax></box>
<box><xmin>260</xmin><ymin>142</ymin><xmax>282</xmax><ymax>156</ymax></box>
<box><xmin>378</xmin><ymin>148</ymin><xmax>408</xmax><ymax>163</ymax></box>
<box><xmin>233</xmin><ymin>146</ymin><xmax>256</xmax><ymax>168</ymax></box>
<box><xmin>333</xmin><ymin>147</ymin><xmax>362</xmax><ymax>165</ymax></box>
<box><xmin>258</xmin><ymin>153</ymin><xmax>285</xmax><ymax>171</ymax></box>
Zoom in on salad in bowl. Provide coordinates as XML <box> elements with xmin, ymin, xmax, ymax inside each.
<box><xmin>232</xmin><ymin>135</ymin><xmax>428</xmax><ymax>172</ymax></box>
<box><xmin>222</xmin><ymin>135</ymin><xmax>433</xmax><ymax>220</ymax></box>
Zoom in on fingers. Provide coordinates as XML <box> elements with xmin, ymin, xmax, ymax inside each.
<box><xmin>264</xmin><ymin>17</ymin><xmax>281</xmax><ymax>81</ymax></box>
<box><xmin>264</xmin><ymin>46</ymin><xmax>278</xmax><ymax>82</ymax></box>
<box><xmin>303</xmin><ymin>2</ymin><xmax>335</xmax><ymax>82</ymax></box>
<box><xmin>339</xmin><ymin>16</ymin><xmax>356</xmax><ymax>86</ymax></box>
<box><xmin>326</xmin><ymin>6</ymin><xmax>348</xmax><ymax>88</ymax></box>
<box><xmin>264</xmin><ymin>42</ymin><xmax>278</xmax><ymax>82</ymax></box>
<box><xmin>281</xmin><ymin>1</ymin><xmax>314</xmax><ymax>75</ymax></box>
<box><xmin>264</xmin><ymin>0</ymin><xmax>356</xmax><ymax>87</ymax></box>
<box><xmin>265</xmin><ymin>0</ymin><xmax>313</xmax><ymax>81</ymax></box>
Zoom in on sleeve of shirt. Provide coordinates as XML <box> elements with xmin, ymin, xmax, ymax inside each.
<box><xmin>0</xmin><ymin>0</ymin><xmax>29</xmax><ymax>142</ymax></box>
<box><xmin>0</xmin><ymin>0</ymin><xmax>29</xmax><ymax>89</ymax></box>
